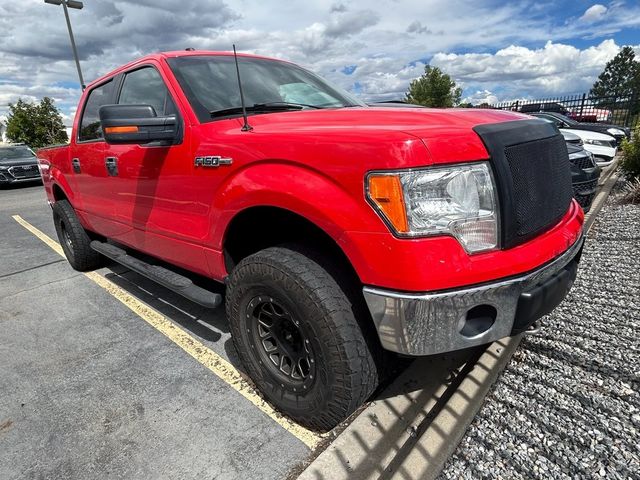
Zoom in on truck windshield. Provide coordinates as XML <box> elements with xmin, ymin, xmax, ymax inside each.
<box><xmin>167</xmin><ymin>55</ymin><xmax>365</xmax><ymax>123</ymax></box>
<box><xmin>0</xmin><ymin>146</ymin><xmax>35</xmax><ymax>160</ymax></box>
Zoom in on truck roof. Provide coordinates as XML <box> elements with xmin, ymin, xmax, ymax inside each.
<box><xmin>86</xmin><ymin>50</ymin><xmax>288</xmax><ymax>90</ymax></box>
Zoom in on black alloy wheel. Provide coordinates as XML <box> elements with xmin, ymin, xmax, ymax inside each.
<box><xmin>247</xmin><ymin>296</ymin><xmax>315</xmax><ymax>392</ymax></box>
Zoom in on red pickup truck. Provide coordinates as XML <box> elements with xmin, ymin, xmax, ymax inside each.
<box><xmin>38</xmin><ymin>50</ymin><xmax>584</xmax><ymax>431</ymax></box>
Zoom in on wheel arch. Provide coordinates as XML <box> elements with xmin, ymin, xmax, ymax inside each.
<box><xmin>52</xmin><ymin>182</ymin><xmax>69</xmax><ymax>202</ymax></box>
<box><xmin>223</xmin><ymin>205</ymin><xmax>359</xmax><ymax>284</ymax></box>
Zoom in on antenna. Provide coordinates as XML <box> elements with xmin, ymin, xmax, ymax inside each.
<box><xmin>233</xmin><ymin>44</ymin><xmax>252</xmax><ymax>132</ymax></box>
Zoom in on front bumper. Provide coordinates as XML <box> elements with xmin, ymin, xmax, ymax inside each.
<box><xmin>363</xmin><ymin>234</ymin><xmax>584</xmax><ymax>356</ymax></box>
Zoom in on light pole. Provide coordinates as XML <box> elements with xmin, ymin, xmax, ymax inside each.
<box><xmin>44</xmin><ymin>0</ymin><xmax>85</xmax><ymax>90</ymax></box>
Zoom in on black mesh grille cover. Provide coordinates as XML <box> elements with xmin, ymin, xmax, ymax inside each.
<box><xmin>504</xmin><ymin>135</ymin><xmax>573</xmax><ymax>239</ymax></box>
<box><xmin>474</xmin><ymin>119</ymin><xmax>574</xmax><ymax>249</ymax></box>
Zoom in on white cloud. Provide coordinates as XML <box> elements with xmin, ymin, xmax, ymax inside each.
<box><xmin>462</xmin><ymin>90</ymin><xmax>499</xmax><ymax>105</ymax></box>
<box><xmin>431</xmin><ymin>40</ymin><xmax>628</xmax><ymax>100</ymax></box>
<box><xmin>579</xmin><ymin>4</ymin><xmax>608</xmax><ymax>23</ymax></box>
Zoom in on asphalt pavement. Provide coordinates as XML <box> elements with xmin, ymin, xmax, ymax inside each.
<box><xmin>0</xmin><ymin>183</ymin><xmax>310</xmax><ymax>479</ymax></box>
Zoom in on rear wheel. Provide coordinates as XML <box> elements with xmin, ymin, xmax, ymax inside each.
<box><xmin>226</xmin><ymin>246</ymin><xmax>381</xmax><ymax>431</ymax></box>
<box><xmin>52</xmin><ymin>200</ymin><xmax>102</xmax><ymax>271</ymax></box>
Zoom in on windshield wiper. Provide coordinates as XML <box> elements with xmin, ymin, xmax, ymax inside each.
<box><xmin>210</xmin><ymin>102</ymin><xmax>322</xmax><ymax>118</ymax></box>
<box><xmin>257</xmin><ymin>102</ymin><xmax>323</xmax><ymax>109</ymax></box>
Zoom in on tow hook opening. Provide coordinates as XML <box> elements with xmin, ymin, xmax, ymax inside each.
<box><xmin>459</xmin><ymin>304</ymin><xmax>497</xmax><ymax>338</ymax></box>
<box><xmin>524</xmin><ymin>320</ymin><xmax>544</xmax><ymax>335</ymax></box>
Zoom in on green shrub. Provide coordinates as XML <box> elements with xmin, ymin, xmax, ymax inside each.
<box><xmin>620</xmin><ymin>125</ymin><xmax>640</xmax><ymax>180</ymax></box>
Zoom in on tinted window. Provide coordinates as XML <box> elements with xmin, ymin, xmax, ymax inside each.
<box><xmin>118</xmin><ymin>67</ymin><xmax>175</xmax><ymax>115</ymax></box>
<box><xmin>0</xmin><ymin>146</ymin><xmax>35</xmax><ymax>160</ymax></box>
<box><xmin>79</xmin><ymin>80</ymin><xmax>113</xmax><ymax>142</ymax></box>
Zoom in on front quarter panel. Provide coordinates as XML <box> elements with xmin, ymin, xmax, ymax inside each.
<box><xmin>210</xmin><ymin>160</ymin><xmax>386</xmax><ymax>248</ymax></box>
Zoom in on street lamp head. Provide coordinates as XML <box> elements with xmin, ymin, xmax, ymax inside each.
<box><xmin>43</xmin><ymin>0</ymin><xmax>84</xmax><ymax>9</ymax></box>
<box><xmin>43</xmin><ymin>0</ymin><xmax>86</xmax><ymax>89</ymax></box>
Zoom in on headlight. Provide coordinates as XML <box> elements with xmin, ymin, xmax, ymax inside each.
<box><xmin>607</xmin><ymin>128</ymin><xmax>624</xmax><ymax>136</ymax></box>
<box><xmin>366</xmin><ymin>162</ymin><xmax>499</xmax><ymax>253</ymax></box>
<box><xmin>584</xmin><ymin>139</ymin><xmax>612</xmax><ymax>147</ymax></box>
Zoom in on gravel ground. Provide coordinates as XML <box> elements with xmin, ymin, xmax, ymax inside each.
<box><xmin>439</xmin><ymin>184</ymin><xmax>640</xmax><ymax>480</ymax></box>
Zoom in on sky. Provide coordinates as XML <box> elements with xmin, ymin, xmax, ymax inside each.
<box><xmin>1</xmin><ymin>0</ymin><xmax>639</xmax><ymax>126</ymax></box>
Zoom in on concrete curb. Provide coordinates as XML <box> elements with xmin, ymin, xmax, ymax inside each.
<box><xmin>297</xmin><ymin>163</ymin><xmax>619</xmax><ymax>480</ymax></box>
<box><xmin>584</xmin><ymin>161</ymin><xmax>619</xmax><ymax>232</ymax></box>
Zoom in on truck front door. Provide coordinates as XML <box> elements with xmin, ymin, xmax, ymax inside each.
<box><xmin>104</xmin><ymin>64</ymin><xmax>208</xmax><ymax>274</ymax></box>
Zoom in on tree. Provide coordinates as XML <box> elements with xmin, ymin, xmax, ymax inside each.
<box><xmin>590</xmin><ymin>46</ymin><xmax>640</xmax><ymax>99</ymax></box>
<box><xmin>5</xmin><ymin>97</ymin><xmax>68</xmax><ymax>148</ymax></box>
<box><xmin>405</xmin><ymin>65</ymin><xmax>462</xmax><ymax>107</ymax></box>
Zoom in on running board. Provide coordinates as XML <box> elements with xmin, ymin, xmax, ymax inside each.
<box><xmin>90</xmin><ymin>241</ymin><xmax>222</xmax><ymax>309</ymax></box>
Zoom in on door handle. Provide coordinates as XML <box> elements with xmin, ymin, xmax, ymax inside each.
<box><xmin>105</xmin><ymin>157</ymin><xmax>118</xmax><ymax>176</ymax></box>
<box><xmin>71</xmin><ymin>158</ymin><xmax>81</xmax><ymax>174</ymax></box>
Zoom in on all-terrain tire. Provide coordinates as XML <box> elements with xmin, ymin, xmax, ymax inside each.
<box><xmin>52</xmin><ymin>200</ymin><xmax>102</xmax><ymax>271</ymax></box>
<box><xmin>226</xmin><ymin>246</ymin><xmax>381</xmax><ymax>431</ymax></box>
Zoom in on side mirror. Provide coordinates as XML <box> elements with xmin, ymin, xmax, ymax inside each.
<box><xmin>99</xmin><ymin>104</ymin><xmax>179</xmax><ymax>145</ymax></box>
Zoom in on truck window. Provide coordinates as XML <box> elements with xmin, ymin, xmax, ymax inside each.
<box><xmin>118</xmin><ymin>67</ymin><xmax>176</xmax><ymax>116</ymax></box>
<box><xmin>79</xmin><ymin>80</ymin><xmax>113</xmax><ymax>142</ymax></box>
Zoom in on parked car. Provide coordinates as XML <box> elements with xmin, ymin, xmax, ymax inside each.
<box><xmin>37</xmin><ymin>50</ymin><xmax>584</xmax><ymax>431</ymax></box>
<box><xmin>567</xmin><ymin>102</ymin><xmax>612</xmax><ymax>123</ymax></box>
<box><xmin>517</xmin><ymin>101</ymin><xmax>570</xmax><ymax>116</ymax></box>
<box><xmin>530</xmin><ymin>112</ymin><xmax>630</xmax><ymax>145</ymax></box>
<box><xmin>560</xmin><ymin>129</ymin><xmax>583</xmax><ymax>146</ymax></box>
<box><xmin>533</xmin><ymin>114</ymin><xmax>618</xmax><ymax>165</ymax></box>
<box><xmin>566</xmin><ymin>144</ymin><xmax>600</xmax><ymax>211</ymax></box>
<box><xmin>0</xmin><ymin>144</ymin><xmax>41</xmax><ymax>186</ymax></box>
<box><xmin>562</xmin><ymin>129</ymin><xmax>617</xmax><ymax>166</ymax></box>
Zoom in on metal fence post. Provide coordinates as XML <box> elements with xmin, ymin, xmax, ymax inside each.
<box><xmin>630</xmin><ymin>90</ymin><xmax>639</xmax><ymax>129</ymax></box>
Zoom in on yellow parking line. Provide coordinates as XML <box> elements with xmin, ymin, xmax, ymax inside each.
<box><xmin>12</xmin><ymin>215</ymin><xmax>324</xmax><ymax>449</ymax></box>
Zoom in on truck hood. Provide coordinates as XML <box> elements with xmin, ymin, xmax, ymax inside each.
<box><xmin>242</xmin><ymin>106</ymin><xmax>531</xmax><ymax>163</ymax></box>
<box><xmin>245</xmin><ymin>106</ymin><xmax>528</xmax><ymax>136</ymax></box>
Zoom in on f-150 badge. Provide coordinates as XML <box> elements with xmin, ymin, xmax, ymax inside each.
<box><xmin>194</xmin><ymin>156</ymin><xmax>233</xmax><ymax>167</ymax></box>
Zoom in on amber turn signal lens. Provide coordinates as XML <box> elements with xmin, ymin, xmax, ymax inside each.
<box><xmin>368</xmin><ymin>175</ymin><xmax>409</xmax><ymax>233</ymax></box>
<box><xmin>104</xmin><ymin>126</ymin><xmax>139</xmax><ymax>134</ymax></box>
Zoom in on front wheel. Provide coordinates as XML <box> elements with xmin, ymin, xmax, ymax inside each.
<box><xmin>226</xmin><ymin>246</ymin><xmax>381</xmax><ymax>431</ymax></box>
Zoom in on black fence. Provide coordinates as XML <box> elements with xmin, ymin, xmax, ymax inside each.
<box><xmin>489</xmin><ymin>92</ymin><xmax>639</xmax><ymax>129</ymax></box>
